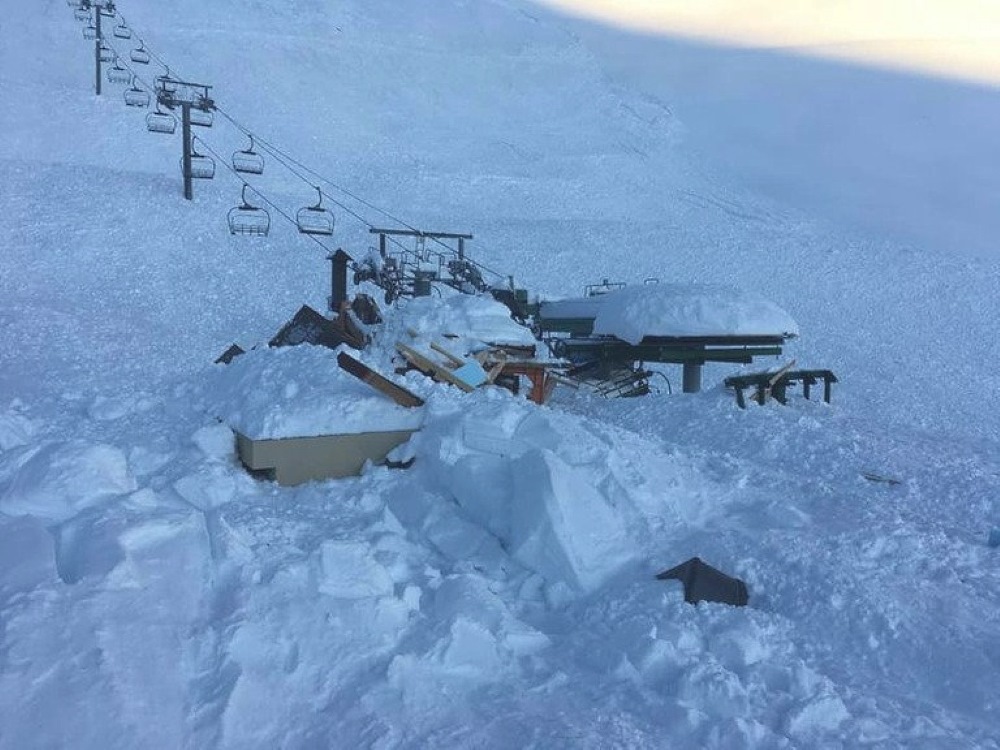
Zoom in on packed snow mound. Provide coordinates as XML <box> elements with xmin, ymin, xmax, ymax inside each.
<box><xmin>410</xmin><ymin>392</ymin><xmax>653</xmax><ymax>592</ymax></box>
<box><xmin>378</xmin><ymin>292</ymin><xmax>536</xmax><ymax>351</ymax></box>
<box><xmin>209</xmin><ymin>345</ymin><xmax>424</xmax><ymax>439</ymax></box>
<box><xmin>587</xmin><ymin>284</ymin><xmax>800</xmax><ymax>343</ymax></box>
<box><xmin>0</xmin><ymin>441</ymin><xmax>136</xmax><ymax>523</ymax></box>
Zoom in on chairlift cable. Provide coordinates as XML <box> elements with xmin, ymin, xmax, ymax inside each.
<box><xmin>92</xmin><ymin>22</ymin><xmax>508</xmax><ymax>284</ymax></box>
<box><xmin>191</xmin><ymin>136</ymin><xmax>335</xmax><ymax>255</ymax></box>
<box><xmin>212</xmin><ymin>106</ymin><xmax>504</xmax><ymax>281</ymax></box>
<box><xmin>115</xmin><ymin>13</ymin><xmax>189</xmax><ymax>81</ymax></box>
<box><xmin>215</xmin><ymin>106</ymin><xmax>414</xmax><ymax>232</ymax></box>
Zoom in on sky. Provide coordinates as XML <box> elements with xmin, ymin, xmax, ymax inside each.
<box><xmin>537</xmin><ymin>0</ymin><xmax>1000</xmax><ymax>86</ymax></box>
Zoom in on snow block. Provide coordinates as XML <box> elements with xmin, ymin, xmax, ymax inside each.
<box><xmin>318</xmin><ymin>540</ymin><xmax>395</xmax><ymax>599</ymax></box>
<box><xmin>509</xmin><ymin>449</ymin><xmax>633</xmax><ymax>591</ymax></box>
<box><xmin>0</xmin><ymin>441</ymin><xmax>136</xmax><ymax>523</ymax></box>
<box><xmin>0</xmin><ymin>515</ymin><xmax>58</xmax><ymax>594</ymax></box>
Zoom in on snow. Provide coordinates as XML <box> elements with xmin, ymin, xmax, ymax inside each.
<box><xmin>1</xmin><ymin>0</ymin><xmax>1000</xmax><ymax>747</ymax></box>
<box><xmin>379</xmin><ymin>291</ymin><xmax>538</xmax><ymax>351</ymax></box>
<box><xmin>544</xmin><ymin>282</ymin><xmax>801</xmax><ymax>343</ymax></box>
<box><xmin>209</xmin><ymin>344</ymin><xmax>425</xmax><ymax>439</ymax></box>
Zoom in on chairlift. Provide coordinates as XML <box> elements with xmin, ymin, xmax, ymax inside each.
<box><xmin>296</xmin><ymin>186</ymin><xmax>335</xmax><ymax>237</ymax></box>
<box><xmin>228</xmin><ymin>184</ymin><xmax>271</xmax><ymax>237</ymax></box>
<box><xmin>68</xmin><ymin>0</ymin><xmax>83</xmax><ymax>6</ymax></box>
<box><xmin>232</xmin><ymin>135</ymin><xmax>264</xmax><ymax>175</ymax></box>
<box><xmin>83</xmin><ymin>22</ymin><xmax>97</xmax><ymax>39</ymax></box>
<box><xmin>113</xmin><ymin>21</ymin><xmax>131</xmax><ymax>39</ymax></box>
<box><xmin>107</xmin><ymin>59</ymin><xmax>131</xmax><ymax>84</ymax></box>
<box><xmin>123</xmin><ymin>78</ymin><xmax>150</xmax><ymax>108</ymax></box>
<box><xmin>130</xmin><ymin>42</ymin><xmax>150</xmax><ymax>64</ymax></box>
<box><xmin>74</xmin><ymin>7</ymin><xmax>90</xmax><ymax>22</ymax></box>
<box><xmin>190</xmin><ymin>105</ymin><xmax>213</xmax><ymax>128</ymax></box>
<box><xmin>99</xmin><ymin>44</ymin><xmax>115</xmax><ymax>63</ymax></box>
<box><xmin>146</xmin><ymin>104</ymin><xmax>176</xmax><ymax>134</ymax></box>
<box><xmin>157</xmin><ymin>70</ymin><xmax>179</xmax><ymax>94</ymax></box>
<box><xmin>186</xmin><ymin>139</ymin><xmax>216</xmax><ymax>180</ymax></box>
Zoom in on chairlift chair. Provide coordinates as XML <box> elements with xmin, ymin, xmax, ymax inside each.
<box><xmin>157</xmin><ymin>72</ymin><xmax>179</xmax><ymax>94</ymax></box>
<box><xmin>99</xmin><ymin>44</ymin><xmax>115</xmax><ymax>63</ymax></box>
<box><xmin>185</xmin><ymin>140</ymin><xmax>216</xmax><ymax>180</ymax></box>
<box><xmin>228</xmin><ymin>185</ymin><xmax>271</xmax><ymax>237</ymax></box>
<box><xmin>190</xmin><ymin>106</ymin><xmax>213</xmax><ymax>128</ymax></box>
<box><xmin>83</xmin><ymin>22</ymin><xmax>97</xmax><ymax>39</ymax></box>
<box><xmin>130</xmin><ymin>42</ymin><xmax>150</xmax><ymax>64</ymax></box>
<box><xmin>74</xmin><ymin>7</ymin><xmax>90</xmax><ymax>22</ymax></box>
<box><xmin>146</xmin><ymin>104</ymin><xmax>176</xmax><ymax>134</ymax></box>
<box><xmin>107</xmin><ymin>59</ymin><xmax>131</xmax><ymax>84</ymax></box>
<box><xmin>232</xmin><ymin>135</ymin><xmax>264</xmax><ymax>175</ymax></box>
<box><xmin>296</xmin><ymin>187</ymin><xmax>335</xmax><ymax>236</ymax></box>
<box><xmin>124</xmin><ymin>78</ymin><xmax>150</xmax><ymax>108</ymax></box>
<box><xmin>113</xmin><ymin>22</ymin><xmax>131</xmax><ymax>39</ymax></box>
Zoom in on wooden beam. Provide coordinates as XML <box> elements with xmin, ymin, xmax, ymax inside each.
<box><xmin>395</xmin><ymin>343</ymin><xmax>476</xmax><ymax>393</ymax></box>
<box><xmin>337</xmin><ymin>351</ymin><xmax>425</xmax><ymax>408</ymax></box>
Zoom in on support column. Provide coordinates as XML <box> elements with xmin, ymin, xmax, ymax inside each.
<box><xmin>329</xmin><ymin>249</ymin><xmax>351</xmax><ymax>314</ymax></box>
<box><xmin>181</xmin><ymin>102</ymin><xmax>193</xmax><ymax>200</ymax></box>
<box><xmin>682</xmin><ymin>362</ymin><xmax>703</xmax><ymax>394</ymax></box>
<box><xmin>94</xmin><ymin>6</ymin><xmax>102</xmax><ymax>95</ymax></box>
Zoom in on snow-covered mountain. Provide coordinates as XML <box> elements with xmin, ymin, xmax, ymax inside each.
<box><xmin>1</xmin><ymin>0</ymin><xmax>998</xmax><ymax>747</ymax></box>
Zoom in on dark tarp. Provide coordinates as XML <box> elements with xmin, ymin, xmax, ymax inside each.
<box><xmin>655</xmin><ymin>557</ymin><xmax>749</xmax><ymax>607</ymax></box>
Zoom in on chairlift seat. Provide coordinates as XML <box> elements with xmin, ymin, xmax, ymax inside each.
<box><xmin>74</xmin><ymin>8</ymin><xmax>90</xmax><ymax>21</ymax></box>
<box><xmin>228</xmin><ymin>184</ymin><xmax>270</xmax><ymax>236</ymax></box>
<box><xmin>99</xmin><ymin>46</ymin><xmax>115</xmax><ymax>63</ymax></box>
<box><xmin>228</xmin><ymin>206</ymin><xmax>270</xmax><ymax>236</ymax></box>
<box><xmin>114</xmin><ymin>23</ymin><xmax>131</xmax><ymax>39</ymax></box>
<box><xmin>296</xmin><ymin>188</ymin><xmax>335</xmax><ymax>236</ymax></box>
<box><xmin>83</xmin><ymin>24</ymin><xmax>97</xmax><ymax>39</ymax></box>
<box><xmin>233</xmin><ymin>150</ymin><xmax>264</xmax><ymax>175</ymax></box>
<box><xmin>188</xmin><ymin>156</ymin><xmax>216</xmax><ymax>180</ymax></box>
<box><xmin>297</xmin><ymin>207</ymin><xmax>335</xmax><ymax>236</ymax></box>
<box><xmin>146</xmin><ymin>111</ymin><xmax>176</xmax><ymax>134</ymax></box>
<box><xmin>131</xmin><ymin>46</ymin><xmax>150</xmax><ymax>64</ymax></box>
<box><xmin>107</xmin><ymin>65</ymin><xmax>131</xmax><ymax>85</ymax></box>
<box><xmin>124</xmin><ymin>87</ymin><xmax>150</xmax><ymax>108</ymax></box>
<box><xmin>190</xmin><ymin>108</ymin><xmax>214</xmax><ymax>128</ymax></box>
<box><xmin>233</xmin><ymin>135</ymin><xmax>264</xmax><ymax>175</ymax></box>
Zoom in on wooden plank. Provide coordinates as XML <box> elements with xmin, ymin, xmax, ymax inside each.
<box><xmin>395</xmin><ymin>343</ymin><xmax>476</xmax><ymax>393</ymax></box>
<box><xmin>338</xmin><ymin>305</ymin><xmax>369</xmax><ymax>349</ymax></box>
<box><xmin>486</xmin><ymin>353</ymin><xmax>507</xmax><ymax>384</ymax></box>
<box><xmin>337</xmin><ymin>351</ymin><xmax>425</xmax><ymax>408</ymax></box>
<box><xmin>767</xmin><ymin>359</ymin><xmax>798</xmax><ymax>387</ymax></box>
<box><xmin>430</xmin><ymin>341</ymin><xmax>466</xmax><ymax>368</ymax></box>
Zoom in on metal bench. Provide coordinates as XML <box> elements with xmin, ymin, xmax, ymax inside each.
<box><xmin>725</xmin><ymin>366</ymin><xmax>838</xmax><ymax>408</ymax></box>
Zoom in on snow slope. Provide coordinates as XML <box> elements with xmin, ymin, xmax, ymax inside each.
<box><xmin>2</xmin><ymin>0</ymin><xmax>1000</xmax><ymax>748</ymax></box>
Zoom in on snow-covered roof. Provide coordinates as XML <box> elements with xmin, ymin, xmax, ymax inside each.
<box><xmin>542</xmin><ymin>284</ymin><xmax>799</xmax><ymax>344</ymax></box>
<box><xmin>209</xmin><ymin>345</ymin><xmax>424</xmax><ymax>440</ymax></box>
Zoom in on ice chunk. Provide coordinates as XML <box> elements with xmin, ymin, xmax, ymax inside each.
<box><xmin>192</xmin><ymin>424</ymin><xmax>236</xmax><ymax>460</ymax></box>
<box><xmin>0</xmin><ymin>515</ymin><xmax>58</xmax><ymax>594</ymax></box>
<box><xmin>509</xmin><ymin>449</ymin><xmax>634</xmax><ymax>591</ymax></box>
<box><xmin>0</xmin><ymin>442</ymin><xmax>136</xmax><ymax>523</ymax></box>
<box><xmin>318</xmin><ymin>540</ymin><xmax>395</xmax><ymax>599</ymax></box>
<box><xmin>0</xmin><ymin>405</ymin><xmax>37</xmax><ymax>451</ymax></box>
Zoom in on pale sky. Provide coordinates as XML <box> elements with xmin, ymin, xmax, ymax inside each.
<box><xmin>537</xmin><ymin>0</ymin><xmax>1000</xmax><ymax>85</ymax></box>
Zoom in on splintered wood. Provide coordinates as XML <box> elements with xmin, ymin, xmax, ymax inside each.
<box><xmin>395</xmin><ymin>339</ymin><xmax>564</xmax><ymax>404</ymax></box>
